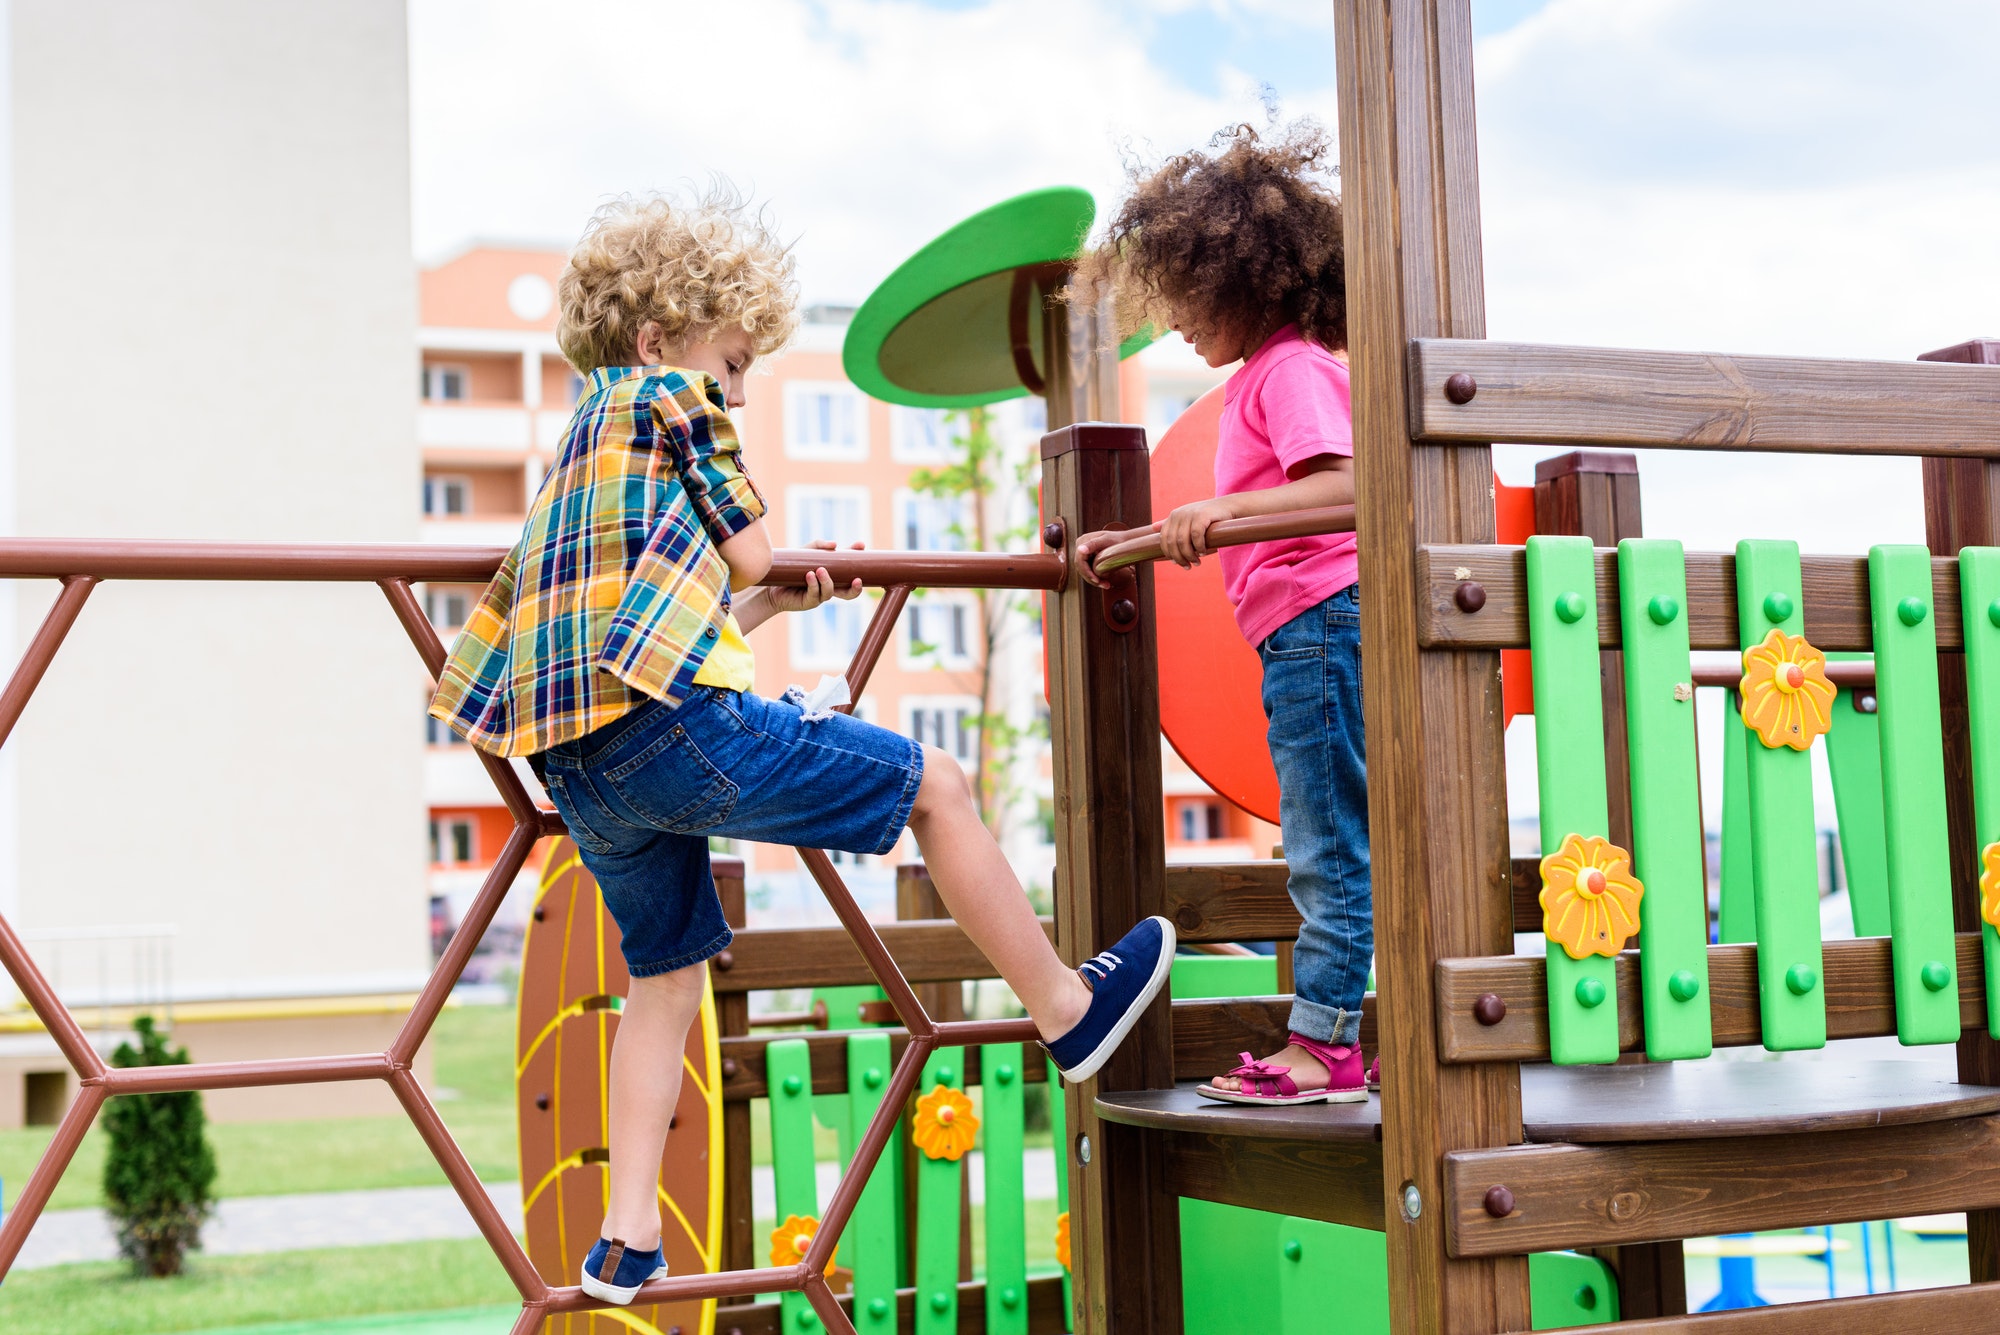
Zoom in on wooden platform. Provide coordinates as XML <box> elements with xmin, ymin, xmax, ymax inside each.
<box><xmin>1095</xmin><ymin>1059</ymin><xmax>2000</xmax><ymax>1146</ymax></box>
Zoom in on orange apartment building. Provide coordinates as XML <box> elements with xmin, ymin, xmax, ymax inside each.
<box><xmin>416</xmin><ymin>247</ymin><xmax>1273</xmax><ymax>938</ymax></box>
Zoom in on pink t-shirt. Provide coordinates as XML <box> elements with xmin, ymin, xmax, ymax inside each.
<box><xmin>1216</xmin><ymin>324</ymin><xmax>1356</xmax><ymax>647</ymax></box>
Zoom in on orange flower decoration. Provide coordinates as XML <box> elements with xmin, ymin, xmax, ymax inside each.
<box><xmin>912</xmin><ymin>1084</ymin><xmax>979</xmax><ymax>1161</ymax></box>
<box><xmin>1739</xmin><ymin>628</ymin><xmax>1836</xmax><ymax>751</ymax></box>
<box><xmin>1981</xmin><ymin>843</ymin><xmax>2000</xmax><ymax>929</ymax></box>
<box><xmin>1055</xmin><ymin>1211</ymin><xmax>1072</xmax><ymax>1272</ymax></box>
<box><xmin>1539</xmin><ymin>833</ymin><xmax>1643</xmax><ymax>960</ymax></box>
<box><xmin>769</xmin><ymin>1213</ymin><xmax>836</xmax><ymax>1274</ymax></box>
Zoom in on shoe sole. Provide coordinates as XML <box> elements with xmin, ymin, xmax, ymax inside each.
<box><xmin>580</xmin><ymin>1263</ymin><xmax>669</xmax><ymax>1305</ymax></box>
<box><xmin>1057</xmin><ymin>917</ymin><xmax>1177</xmax><ymax>1084</ymax></box>
<box><xmin>1196</xmin><ymin>1083</ymin><xmax>1370</xmax><ymax>1106</ymax></box>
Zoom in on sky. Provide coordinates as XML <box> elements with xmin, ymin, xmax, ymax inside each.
<box><xmin>411</xmin><ymin>0</ymin><xmax>2000</xmax><ymax>835</ymax></box>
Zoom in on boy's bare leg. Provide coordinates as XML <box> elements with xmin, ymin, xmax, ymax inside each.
<box><xmin>602</xmin><ymin>964</ymin><xmax>707</xmax><ymax>1248</ymax></box>
<box><xmin>906</xmin><ymin>747</ymin><xmax>1093</xmax><ymax>1042</ymax></box>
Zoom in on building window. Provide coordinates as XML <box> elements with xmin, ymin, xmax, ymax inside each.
<box><xmin>430</xmin><ymin>816</ymin><xmax>476</xmax><ymax>865</ymax></box>
<box><xmin>896</xmin><ymin>490</ymin><xmax>971</xmax><ymax>551</ymax></box>
<box><xmin>426</xmin><ymin>712</ymin><xmax>467</xmax><ymax>747</ymax></box>
<box><xmin>424</xmin><ymin>475</ymin><xmax>471</xmax><ymax>517</ymax></box>
<box><xmin>1174</xmin><ymin>800</ymin><xmax>1227</xmax><ymax>843</ymax></box>
<box><xmin>423</xmin><ymin>364</ymin><xmax>469</xmax><ymax>402</ymax></box>
<box><xmin>793</xmin><ymin>596</ymin><xmax>872</xmax><ymax>672</ymax></box>
<box><xmin>903</xmin><ymin>695</ymin><xmax>980</xmax><ymax>765</ymax></box>
<box><xmin>426</xmin><ymin>586</ymin><xmax>475</xmax><ymax>631</ymax></box>
<box><xmin>905</xmin><ymin>595</ymin><xmax>975</xmax><ymax>670</ymax></box>
<box><xmin>784</xmin><ymin>381</ymin><xmax>868</xmax><ymax>461</ymax></box>
<box><xmin>787</xmin><ymin>486</ymin><xmax>869</xmax><ymax>547</ymax></box>
<box><xmin>891</xmin><ymin>407</ymin><xmax>956</xmax><ymax>463</ymax></box>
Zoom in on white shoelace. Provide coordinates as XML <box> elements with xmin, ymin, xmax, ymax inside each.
<box><xmin>1079</xmin><ymin>950</ymin><xmax>1121</xmax><ymax>983</ymax></box>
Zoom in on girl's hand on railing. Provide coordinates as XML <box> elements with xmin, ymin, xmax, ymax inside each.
<box><xmin>765</xmin><ymin>540</ymin><xmax>866</xmax><ymax>613</ymax></box>
<box><xmin>1159</xmin><ymin>499</ymin><xmax>1237</xmax><ymax>568</ymax></box>
<box><xmin>1074</xmin><ymin>523</ymin><xmax>1159</xmax><ymax>588</ymax></box>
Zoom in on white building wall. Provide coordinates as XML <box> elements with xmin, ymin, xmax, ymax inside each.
<box><xmin>6</xmin><ymin>1</ymin><xmax>426</xmax><ymax>1001</ymax></box>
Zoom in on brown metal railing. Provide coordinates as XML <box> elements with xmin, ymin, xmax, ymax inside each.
<box><xmin>0</xmin><ymin>537</ymin><xmax>1065</xmax><ymax>1335</ymax></box>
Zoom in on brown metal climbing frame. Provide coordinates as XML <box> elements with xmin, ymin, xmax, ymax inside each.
<box><xmin>0</xmin><ymin>536</ymin><xmax>1065</xmax><ymax>1335</ymax></box>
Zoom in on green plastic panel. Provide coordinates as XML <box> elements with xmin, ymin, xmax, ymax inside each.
<box><xmin>1272</xmin><ymin>1216</ymin><xmax>1619</xmax><ymax>1331</ymax></box>
<box><xmin>1823</xmin><ymin>662</ymin><xmax>1892</xmax><ymax>937</ymax></box>
<box><xmin>1734</xmin><ymin>539</ymin><xmax>1826</xmax><ymax>1051</ymax></box>
<box><xmin>767</xmin><ymin>1038</ymin><xmax>822</xmax><ymax>1331</ymax></box>
<box><xmin>1048</xmin><ymin>1057</ymin><xmax>1072</xmax><ymax>1330</ymax></box>
<box><xmin>1525</xmin><ymin>536</ymin><xmax>1619</xmax><ymax>1064</ymax></box>
<box><xmin>846</xmin><ymin>1032</ymin><xmax>899</xmax><ymax>1335</ymax></box>
<box><xmin>1959</xmin><ymin>547</ymin><xmax>2000</xmax><ymax>1039</ymax></box>
<box><xmin>980</xmin><ymin>1044</ymin><xmax>1029</xmax><ymax>1335</ymax></box>
<box><xmin>1718</xmin><ymin>690</ymin><xmax>1755</xmax><ymax>944</ymax></box>
<box><xmin>1616</xmin><ymin>539</ymin><xmax>1712</xmax><ymax>1060</ymax></box>
<box><xmin>1181</xmin><ymin>1199</ymin><xmax>1283</xmax><ymax>1335</ymax></box>
<box><xmin>1169</xmin><ymin>953</ymin><xmax>1280</xmax><ymax>1000</ymax></box>
<box><xmin>1866</xmin><ymin>545</ymin><xmax>1960</xmax><ymax>1044</ymax></box>
<box><xmin>914</xmin><ymin>1048</ymin><xmax>965</xmax><ymax>1335</ymax></box>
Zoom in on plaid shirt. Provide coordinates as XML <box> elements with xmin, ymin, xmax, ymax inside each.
<box><xmin>429</xmin><ymin>365</ymin><xmax>766</xmax><ymax>757</ymax></box>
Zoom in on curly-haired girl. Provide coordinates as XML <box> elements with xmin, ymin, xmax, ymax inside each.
<box><xmin>1077</xmin><ymin>121</ymin><xmax>1373</xmax><ymax>1106</ymax></box>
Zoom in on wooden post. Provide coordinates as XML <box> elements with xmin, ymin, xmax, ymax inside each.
<box><xmin>1040</xmin><ymin>421</ymin><xmax>1178</xmax><ymax>1335</ymax></box>
<box><xmin>1334</xmin><ymin>1</ymin><xmax>1530</xmax><ymax>1332</ymax></box>
<box><xmin>712</xmin><ymin>855</ymin><xmax>754</xmax><ymax>1290</ymax></box>
<box><xmin>1917</xmin><ymin>336</ymin><xmax>2000</xmax><ymax>1284</ymax></box>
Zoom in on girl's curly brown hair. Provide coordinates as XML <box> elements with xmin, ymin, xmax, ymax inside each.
<box><xmin>1073</xmin><ymin>120</ymin><xmax>1344</xmax><ymax>353</ymax></box>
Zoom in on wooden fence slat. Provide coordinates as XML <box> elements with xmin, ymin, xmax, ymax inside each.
<box><xmin>1407</xmin><ymin>338</ymin><xmax>2000</xmax><ymax>458</ymax></box>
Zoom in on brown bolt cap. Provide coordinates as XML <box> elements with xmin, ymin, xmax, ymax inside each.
<box><xmin>1454</xmin><ymin>581</ymin><xmax>1487</xmax><ymax>614</ymax></box>
<box><xmin>1043</xmin><ymin>522</ymin><xmax>1066</xmax><ymax>549</ymax></box>
<box><xmin>1484</xmin><ymin>1185</ymin><xmax>1516</xmax><ymax>1218</ymax></box>
<box><xmin>1110</xmin><ymin>598</ymin><xmax>1138</xmax><ymax>626</ymax></box>
<box><xmin>1444</xmin><ymin>373</ymin><xmax>1478</xmax><ymax>404</ymax></box>
<box><xmin>712</xmin><ymin>949</ymin><xmax>734</xmax><ymax>972</ymax></box>
<box><xmin>534</xmin><ymin>1092</ymin><xmax>550</xmax><ymax>1111</ymax></box>
<box><xmin>720</xmin><ymin>1058</ymin><xmax>740</xmax><ymax>1079</ymax></box>
<box><xmin>1473</xmin><ymin>993</ymin><xmax>1507</xmax><ymax>1026</ymax></box>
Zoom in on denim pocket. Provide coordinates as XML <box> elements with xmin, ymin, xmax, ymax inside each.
<box><xmin>1261</xmin><ymin>609</ymin><xmax>1327</xmax><ymax>662</ymax></box>
<box><xmin>543</xmin><ymin>771</ymin><xmax>618</xmax><ymax>856</ymax></box>
<box><xmin>603</xmin><ymin>721</ymin><xmax>738</xmax><ymax>832</ymax></box>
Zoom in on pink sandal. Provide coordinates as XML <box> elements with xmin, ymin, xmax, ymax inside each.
<box><xmin>1197</xmin><ymin>1032</ymin><xmax>1369</xmax><ymax>1106</ymax></box>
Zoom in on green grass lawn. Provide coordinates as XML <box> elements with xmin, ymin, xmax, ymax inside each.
<box><xmin>0</xmin><ymin>1239</ymin><xmax>518</xmax><ymax>1335</ymax></box>
<box><xmin>0</xmin><ymin>1004</ymin><xmax>520</xmax><ymax>1213</ymax></box>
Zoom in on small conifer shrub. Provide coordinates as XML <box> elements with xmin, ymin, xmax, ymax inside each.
<box><xmin>102</xmin><ymin>1015</ymin><xmax>216</xmax><ymax>1276</ymax></box>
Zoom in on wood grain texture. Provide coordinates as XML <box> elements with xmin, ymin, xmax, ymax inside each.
<box><xmin>1544</xmin><ymin>1281</ymin><xmax>2000</xmax><ymax>1334</ymax></box>
<box><xmin>1335</xmin><ymin>0</ymin><xmax>1530</xmax><ymax>1329</ymax></box>
<box><xmin>1162</xmin><ymin>861</ymin><xmax>1298</xmax><ymax>941</ymax></box>
<box><xmin>1408</xmin><ymin>338</ymin><xmax>2000</xmax><ymax>457</ymax></box>
<box><xmin>1434</xmin><ymin>932</ymin><xmax>1988</xmax><ymax>1063</ymax></box>
<box><xmin>1443</xmin><ymin>1113</ymin><xmax>2000</xmax><ymax>1257</ymax></box>
<box><xmin>1418</xmin><ymin>544</ymin><xmax>1967</xmax><ymax>651</ymax></box>
<box><xmin>1040</xmin><ymin>423</ymin><xmax>1179</xmax><ymax>1335</ymax></box>
<box><xmin>1159</xmin><ymin>1128</ymin><xmax>1387</xmax><ymax>1232</ymax></box>
<box><xmin>708</xmin><ymin>919</ymin><xmax>1055</xmax><ymax>993</ymax></box>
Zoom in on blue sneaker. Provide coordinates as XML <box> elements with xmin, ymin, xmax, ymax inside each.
<box><xmin>1043</xmin><ymin>916</ymin><xmax>1177</xmax><ymax>1082</ymax></box>
<box><xmin>580</xmin><ymin>1236</ymin><xmax>668</xmax><ymax>1304</ymax></box>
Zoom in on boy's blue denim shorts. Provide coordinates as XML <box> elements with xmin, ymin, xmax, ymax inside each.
<box><xmin>536</xmin><ymin>686</ymin><xmax>925</xmax><ymax>978</ymax></box>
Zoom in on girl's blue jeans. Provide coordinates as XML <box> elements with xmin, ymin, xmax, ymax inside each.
<box><xmin>1258</xmin><ymin>584</ymin><xmax>1372</xmax><ymax>1047</ymax></box>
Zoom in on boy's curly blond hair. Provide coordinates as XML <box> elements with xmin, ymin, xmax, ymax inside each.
<box><xmin>557</xmin><ymin>186</ymin><xmax>799</xmax><ymax>372</ymax></box>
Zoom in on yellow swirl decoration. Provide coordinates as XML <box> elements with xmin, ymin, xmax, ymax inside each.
<box><xmin>769</xmin><ymin>1213</ymin><xmax>836</xmax><ymax>1274</ymax></box>
<box><xmin>1055</xmin><ymin>1211</ymin><xmax>1072</xmax><ymax>1272</ymax></box>
<box><xmin>1739</xmin><ymin>628</ymin><xmax>1836</xmax><ymax>750</ymax></box>
<box><xmin>1981</xmin><ymin>843</ymin><xmax>2000</xmax><ymax>930</ymax></box>
<box><xmin>912</xmin><ymin>1084</ymin><xmax>980</xmax><ymax>1161</ymax></box>
<box><xmin>1539</xmin><ymin>833</ymin><xmax>1644</xmax><ymax>960</ymax></box>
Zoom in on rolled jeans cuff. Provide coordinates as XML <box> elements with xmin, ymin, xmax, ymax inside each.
<box><xmin>1288</xmin><ymin>996</ymin><xmax>1362</xmax><ymax>1048</ymax></box>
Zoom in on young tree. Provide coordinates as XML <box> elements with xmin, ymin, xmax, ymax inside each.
<box><xmin>103</xmin><ymin>1015</ymin><xmax>216</xmax><ymax>1277</ymax></box>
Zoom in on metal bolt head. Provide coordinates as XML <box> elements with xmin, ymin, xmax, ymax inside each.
<box><xmin>1453</xmin><ymin>580</ymin><xmax>1487</xmax><ymax>614</ymax></box>
<box><xmin>1483</xmin><ymin>1185</ymin><xmax>1516</xmax><ymax>1218</ymax></box>
<box><xmin>1043</xmin><ymin>522</ymin><xmax>1065</xmax><ymax>549</ymax></box>
<box><xmin>1400</xmin><ymin>1182</ymin><xmax>1423</xmax><ymax>1221</ymax></box>
<box><xmin>1472</xmin><ymin>993</ymin><xmax>1506</xmax><ymax>1026</ymax></box>
<box><xmin>1443</xmin><ymin>373</ymin><xmax>1478</xmax><ymax>404</ymax></box>
<box><xmin>1856</xmin><ymin>692</ymin><xmax>1878</xmax><ymax>715</ymax></box>
<box><xmin>1077</xmin><ymin>1133</ymin><xmax>1092</xmax><ymax>1165</ymax></box>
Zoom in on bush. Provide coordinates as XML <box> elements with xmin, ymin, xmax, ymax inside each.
<box><xmin>102</xmin><ymin>1016</ymin><xmax>216</xmax><ymax>1277</ymax></box>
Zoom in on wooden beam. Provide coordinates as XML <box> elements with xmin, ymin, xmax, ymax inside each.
<box><xmin>709</xmin><ymin>919</ymin><xmax>1055</xmax><ymax>993</ymax></box>
<box><xmin>1418</xmin><ymin>544</ymin><xmax>1966</xmax><ymax>652</ymax></box>
<box><xmin>1407</xmin><ymin>338</ymin><xmax>2000</xmax><ymax>457</ymax></box>
<box><xmin>707</xmin><ymin>1275</ymin><xmax>1071</xmax><ymax>1335</ymax></box>
<box><xmin>1442</xmin><ymin>1113</ymin><xmax>2000</xmax><ymax>1258</ymax></box>
<box><xmin>1434</xmin><ymin>932</ymin><xmax>1988</xmax><ymax>1063</ymax></box>
<box><xmin>1336</xmin><ymin>1</ymin><xmax>1530</xmax><ymax>1330</ymax></box>
<box><xmin>1163</xmin><ymin>861</ymin><xmax>1298</xmax><ymax>941</ymax></box>
<box><xmin>1158</xmin><ymin>1129</ymin><xmax>1386</xmax><ymax>1232</ymax></box>
<box><xmin>1551</xmin><ymin>1282</ymin><xmax>2000</xmax><ymax>1334</ymax></box>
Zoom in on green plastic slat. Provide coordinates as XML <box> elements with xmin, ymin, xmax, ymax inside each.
<box><xmin>1824</xmin><ymin>663</ymin><xmax>1892</xmax><ymax>937</ymax></box>
<box><xmin>1169</xmin><ymin>953</ymin><xmax>1280</xmax><ymax>999</ymax></box>
<box><xmin>1525</xmin><ymin>536</ymin><xmax>1619</xmax><ymax>1064</ymax></box>
<box><xmin>1048</xmin><ymin>1058</ymin><xmax>1072</xmax><ymax>1330</ymax></box>
<box><xmin>847</xmin><ymin>1033</ymin><xmax>899</xmax><ymax>1335</ymax></box>
<box><xmin>980</xmin><ymin>1044</ymin><xmax>1029</xmax><ymax>1335</ymax></box>
<box><xmin>1959</xmin><ymin>547</ymin><xmax>2000</xmax><ymax>1039</ymax></box>
<box><xmin>1866</xmin><ymin>545</ymin><xmax>1960</xmax><ymax>1044</ymax></box>
<box><xmin>1718</xmin><ymin>691</ymin><xmax>1755</xmax><ymax>944</ymax></box>
<box><xmin>1616</xmin><ymin>539</ymin><xmax>1712</xmax><ymax>1060</ymax></box>
<box><xmin>914</xmin><ymin>1048</ymin><xmax>965</xmax><ymax>1335</ymax></box>
<box><xmin>767</xmin><ymin>1038</ymin><xmax>821</xmax><ymax>1332</ymax></box>
<box><xmin>1182</xmin><ymin>1200</ymin><xmax>1283</xmax><ymax>1334</ymax></box>
<box><xmin>1734</xmin><ymin>539</ymin><xmax>1826</xmax><ymax>1051</ymax></box>
<box><xmin>1528</xmin><ymin>1250</ymin><xmax>1621</xmax><ymax>1328</ymax></box>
